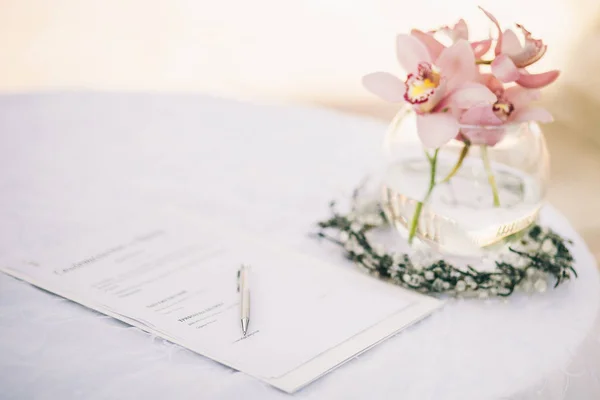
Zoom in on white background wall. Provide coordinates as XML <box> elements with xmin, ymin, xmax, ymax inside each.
<box><xmin>0</xmin><ymin>0</ymin><xmax>597</xmax><ymax>103</ymax></box>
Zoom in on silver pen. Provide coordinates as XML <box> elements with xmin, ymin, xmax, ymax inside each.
<box><xmin>238</xmin><ymin>265</ymin><xmax>250</xmax><ymax>336</ymax></box>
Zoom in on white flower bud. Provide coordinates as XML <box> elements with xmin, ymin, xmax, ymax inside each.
<box><xmin>516</xmin><ymin>257</ymin><xmax>529</xmax><ymax>268</ymax></box>
<box><xmin>339</xmin><ymin>231</ymin><xmax>350</xmax><ymax>243</ymax></box>
<box><xmin>534</xmin><ymin>279</ymin><xmax>547</xmax><ymax>293</ymax></box>
<box><xmin>350</xmin><ymin>222</ymin><xmax>362</xmax><ymax>233</ymax></box>
<box><xmin>541</xmin><ymin>239</ymin><xmax>557</xmax><ymax>255</ymax></box>
<box><xmin>370</xmin><ymin>216</ymin><xmax>384</xmax><ymax>226</ymax></box>
<box><xmin>521</xmin><ymin>280</ymin><xmax>532</xmax><ymax>292</ymax></box>
<box><xmin>344</xmin><ymin>238</ymin><xmax>356</xmax><ymax>252</ymax></box>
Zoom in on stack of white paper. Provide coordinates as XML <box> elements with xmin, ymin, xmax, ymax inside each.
<box><xmin>0</xmin><ymin>212</ymin><xmax>442</xmax><ymax>392</ymax></box>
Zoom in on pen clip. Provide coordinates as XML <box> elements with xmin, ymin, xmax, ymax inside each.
<box><xmin>237</xmin><ymin>265</ymin><xmax>248</xmax><ymax>292</ymax></box>
<box><xmin>237</xmin><ymin>264</ymin><xmax>249</xmax><ymax>293</ymax></box>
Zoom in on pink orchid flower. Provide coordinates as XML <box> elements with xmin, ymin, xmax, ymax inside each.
<box><xmin>480</xmin><ymin>7</ymin><xmax>560</xmax><ymax>89</ymax></box>
<box><xmin>362</xmin><ymin>35</ymin><xmax>495</xmax><ymax>148</ymax></box>
<box><xmin>411</xmin><ymin>19</ymin><xmax>492</xmax><ymax>61</ymax></box>
<box><xmin>458</xmin><ymin>75</ymin><xmax>553</xmax><ymax>145</ymax></box>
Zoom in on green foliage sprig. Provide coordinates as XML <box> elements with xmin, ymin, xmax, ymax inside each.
<box><xmin>317</xmin><ymin>202</ymin><xmax>576</xmax><ymax>297</ymax></box>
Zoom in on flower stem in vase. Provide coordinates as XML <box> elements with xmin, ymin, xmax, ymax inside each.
<box><xmin>480</xmin><ymin>145</ymin><xmax>501</xmax><ymax>207</ymax></box>
<box><xmin>441</xmin><ymin>140</ymin><xmax>471</xmax><ymax>183</ymax></box>
<box><xmin>408</xmin><ymin>149</ymin><xmax>439</xmax><ymax>244</ymax></box>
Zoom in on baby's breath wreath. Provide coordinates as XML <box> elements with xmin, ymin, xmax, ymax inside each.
<box><xmin>316</xmin><ymin>199</ymin><xmax>577</xmax><ymax>298</ymax></box>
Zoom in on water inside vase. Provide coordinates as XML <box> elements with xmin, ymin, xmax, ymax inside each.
<box><xmin>381</xmin><ymin>153</ymin><xmax>542</xmax><ymax>257</ymax></box>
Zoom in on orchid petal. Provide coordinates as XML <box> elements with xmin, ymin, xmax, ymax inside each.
<box><xmin>501</xmin><ymin>29</ymin><xmax>523</xmax><ymax>55</ymax></box>
<box><xmin>516</xmin><ymin>70</ymin><xmax>560</xmax><ymax>88</ymax></box>
<box><xmin>479</xmin><ymin>7</ymin><xmax>503</xmax><ymax>56</ymax></box>
<box><xmin>479</xmin><ymin>73</ymin><xmax>504</xmax><ymax>93</ymax></box>
<box><xmin>416</xmin><ymin>113</ymin><xmax>460</xmax><ymax>149</ymax></box>
<box><xmin>436</xmin><ymin>39</ymin><xmax>476</xmax><ymax>91</ymax></box>
<box><xmin>491</xmin><ymin>54</ymin><xmax>520</xmax><ymax>83</ymax></box>
<box><xmin>396</xmin><ymin>34</ymin><xmax>431</xmax><ymax>73</ymax></box>
<box><xmin>446</xmin><ymin>83</ymin><xmax>497</xmax><ymax>109</ymax></box>
<box><xmin>411</xmin><ymin>29</ymin><xmax>445</xmax><ymax>60</ymax></box>
<box><xmin>472</xmin><ymin>39</ymin><xmax>492</xmax><ymax>59</ymax></box>
<box><xmin>460</xmin><ymin>105</ymin><xmax>503</xmax><ymax>125</ymax></box>
<box><xmin>503</xmin><ymin>86</ymin><xmax>541</xmax><ymax>108</ymax></box>
<box><xmin>362</xmin><ymin>72</ymin><xmax>406</xmax><ymax>103</ymax></box>
<box><xmin>454</xmin><ymin>19</ymin><xmax>469</xmax><ymax>41</ymax></box>
<box><xmin>511</xmin><ymin>107</ymin><xmax>554</xmax><ymax>123</ymax></box>
<box><xmin>461</xmin><ymin>126</ymin><xmax>507</xmax><ymax>146</ymax></box>
<box><xmin>459</xmin><ymin>106</ymin><xmax>506</xmax><ymax>146</ymax></box>
<box><xmin>507</xmin><ymin>24</ymin><xmax>547</xmax><ymax>67</ymax></box>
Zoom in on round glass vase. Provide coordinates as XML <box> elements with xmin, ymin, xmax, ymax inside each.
<box><xmin>381</xmin><ymin>109</ymin><xmax>550</xmax><ymax>258</ymax></box>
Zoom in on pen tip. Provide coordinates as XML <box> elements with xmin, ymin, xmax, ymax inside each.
<box><xmin>241</xmin><ymin>318</ymin><xmax>249</xmax><ymax>336</ymax></box>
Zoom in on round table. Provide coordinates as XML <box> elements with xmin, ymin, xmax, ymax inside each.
<box><xmin>0</xmin><ymin>93</ymin><xmax>599</xmax><ymax>399</ymax></box>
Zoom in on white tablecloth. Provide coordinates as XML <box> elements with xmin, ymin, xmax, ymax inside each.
<box><xmin>0</xmin><ymin>93</ymin><xmax>599</xmax><ymax>400</ymax></box>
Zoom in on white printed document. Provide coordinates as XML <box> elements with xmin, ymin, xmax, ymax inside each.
<box><xmin>0</xmin><ymin>212</ymin><xmax>443</xmax><ymax>392</ymax></box>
